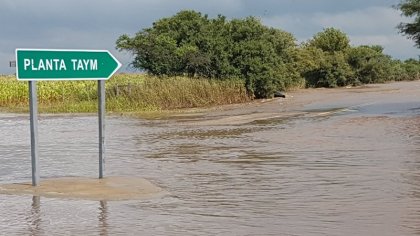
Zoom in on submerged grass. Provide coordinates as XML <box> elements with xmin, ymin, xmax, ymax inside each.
<box><xmin>0</xmin><ymin>74</ymin><xmax>250</xmax><ymax>114</ymax></box>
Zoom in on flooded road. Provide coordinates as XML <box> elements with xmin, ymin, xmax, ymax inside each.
<box><xmin>0</xmin><ymin>81</ymin><xmax>419</xmax><ymax>235</ymax></box>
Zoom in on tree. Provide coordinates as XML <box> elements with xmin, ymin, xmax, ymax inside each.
<box><xmin>397</xmin><ymin>0</ymin><xmax>420</xmax><ymax>47</ymax></box>
<box><xmin>308</xmin><ymin>28</ymin><xmax>350</xmax><ymax>53</ymax></box>
<box><xmin>116</xmin><ymin>11</ymin><xmax>299</xmax><ymax>98</ymax></box>
<box><xmin>401</xmin><ymin>58</ymin><xmax>420</xmax><ymax>80</ymax></box>
<box><xmin>116</xmin><ymin>10</ymin><xmax>210</xmax><ymax>76</ymax></box>
<box><xmin>347</xmin><ymin>45</ymin><xmax>395</xmax><ymax>84</ymax></box>
<box><xmin>300</xmin><ymin>29</ymin><xmax>353</xmax><ymax>87</ymax></box>
<box><xmin>228</xmin><ymin>17</ymin><xmax>297</xmax><ymax>97</ymax></box>
<box><xmin>303</xmin><ymin>50</ymin><xmax>354</xmax><ymax>88</ymax></box>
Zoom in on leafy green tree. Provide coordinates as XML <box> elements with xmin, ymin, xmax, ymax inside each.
<box><xmin>308</xmin><ymin>28</ymin><xmax>350</xmax><ymax>53</ymax></box>
<box><xmin>303</xmin><ymin>50</ymin><xmax>354</xmax><ymax>87</ymax></box>
<box><xmin>227</xmin><ymin>17</ymin><xmax>298</xmax><ymax>97</ymax></box>
<box><xmin>201</xmin><ymin>15</ymin><xmax>237</xmax><ymax>78</ymax></box>
<box><xmin>396</xmin><ymin>0</ymin><xmax>420</xmax><ymax>47</ymax></box>
<box><xmin>116</xmin><ymin>11</ymin><xmax>299</xmax><ymax>98</ymax></box>
<box><xmin>116</xmin><ymin>10</ymin><xmax>210</xmax><ymax>76</ymax></box>
<box><xmin>401</xmin><ymin>58</ymin><xmax>420</xmax><ymax>80</ymax></box>
<box><xmin>347</xmin><ymin>45</ymin><xmax>394</xmax><ymax>84</ymax></box>
<box><xmin>300</xmin><ymin>29</ymin><xmax>353</xmax><ymax>87</ymax></box>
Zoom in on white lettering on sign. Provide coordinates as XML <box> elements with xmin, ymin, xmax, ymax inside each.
<box><xmin>22</xmin><ymin>58</ymin><xmax>98</xmax><ymax>71</ymax></box>
<box><xmin>71</xmin><ymin>59</ymin><xmax>98</xmax><ymax>71</ymax></box>
<box><xmin>24</xmin><ymin>59</ymin><xmax>31</xmax><ymax>70</ymax></box>
<box><xmin>23</xmin><ymin>59</ymin><xmax>67</xmax><ymax>71</ymax></box>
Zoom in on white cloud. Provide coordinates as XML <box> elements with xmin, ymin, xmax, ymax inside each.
<box><xmin>262</xmin><ymin>6</ymin><xmax>403</xmax><ymax>37</ymax></box>
<box><xmin>262</xmin><ymin>6</ymin><xmax>419</xmax><ymax>59</ymax></box>
<box><xmin>350</xmin><ymin>35</ymin><xmax>394</xmax><ymax>46</ymax></box>
<box><xmin>315</xmin><ymin>6</ymin><xmax>419</xmax><ymax>59</ymax></box>
<box><xmin>350</xmin><ymin>34</ymin><xmax>418</xmax><ymax>59</ymax></box>
<box><xmin>313</xmin><ymin>7</ymin><xmax>401</xmax><ymax>34</ymax></box>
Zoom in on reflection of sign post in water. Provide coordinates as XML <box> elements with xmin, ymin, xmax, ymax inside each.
<box><xmin>15</xmin><ymin>49</ymin><xmax>122</xmax><ymax>186</ymax></box>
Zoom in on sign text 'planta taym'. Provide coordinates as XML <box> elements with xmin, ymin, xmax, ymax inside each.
<box><xmin>16</xmin><ymin>49</ymin><xmax>122</xmax><ymax>80</ymax></box>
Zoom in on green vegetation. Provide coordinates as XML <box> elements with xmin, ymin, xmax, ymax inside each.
<box><xmin>0</xmin><ymin>74</ymin><xmax>250</xmax><ymax>113</ymax></box>
<box><xmin>116</xmin><ymin>11</ymin><xmax>304</xmax><ymax>98</ymax></box>
<box><xmin>2</xmin><ymin>9</ymin><xmax>420</xmax><ymax>114</ymax></box>
<box><xmin>117</xmin><ymin>10</ymin><xmax>420</xmax><ymax>97</ymax></box>
<box><xmin>397</xmin><ymin>0</ymin><xmax>420</xmax><ymax>48</ymax></box>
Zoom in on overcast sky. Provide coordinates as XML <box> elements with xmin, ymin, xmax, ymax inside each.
<box><xmin>1</xmin><ymin>0</ymin><xmax>418</xmax><ymax>74</ymax></box>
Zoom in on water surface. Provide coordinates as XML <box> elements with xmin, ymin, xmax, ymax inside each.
<box><xmin>0</xmin><ymin>81</ymin><xmax>419</xmax><ymax>235</ymax></box>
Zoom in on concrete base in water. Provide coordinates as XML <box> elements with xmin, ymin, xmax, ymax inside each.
<box><xmin>0</xmin><ymin>176</ymin><xmax>165</xmax><ymax>201</ymax></box>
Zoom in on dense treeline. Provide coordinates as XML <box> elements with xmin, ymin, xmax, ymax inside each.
<box><xmin>116</xmin><ymin>10</ymin><xmax>420</xmax><ymax>99</ymax></box>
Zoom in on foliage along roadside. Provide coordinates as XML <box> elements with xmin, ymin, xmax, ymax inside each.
<box><xmin>0</xmin><ymin>74</ymin><xmax>250</xmax><ymax>113</ymax></box>
<box><xmin>116</xmin><ymin>10</ymin><xmax>420</xmax><ymax>98</ymax></box>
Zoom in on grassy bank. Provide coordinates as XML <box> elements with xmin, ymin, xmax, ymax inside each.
<box><xmin>0</xmin><ymin>74</ymin><xmax>250</xmax><ymax>113</ymax></box>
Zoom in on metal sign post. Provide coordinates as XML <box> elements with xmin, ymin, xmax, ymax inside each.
<box><xmin>29</xmin><ymin>81</ymin><xmax>40</xmax><ymax>186</ymax></box>
<box><xmin>15</xmin><ymin>48</ymin><xmax>121</xmax><ymax>185</ymax></box>
<box><xmin>98</xmin><ymin>80</ymin><xmax>105</xmax><ymax>179</ymax></box>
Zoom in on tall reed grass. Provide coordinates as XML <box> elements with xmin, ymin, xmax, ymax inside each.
<box><xmin>0</xmin><ymin>74</ymin><xmax>250</xmax><ymax>113</ymax></box>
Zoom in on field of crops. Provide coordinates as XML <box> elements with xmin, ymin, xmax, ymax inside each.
<box><xmin>0</xmin><ymin>74</ymin><xmax>250</xmax><ymax>113</ymax></box>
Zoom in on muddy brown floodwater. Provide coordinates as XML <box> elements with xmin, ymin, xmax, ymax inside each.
<box><xmin>0</xmin><ymin>81</ymin><xmax>419</xmax><ymax>235</ymax></box>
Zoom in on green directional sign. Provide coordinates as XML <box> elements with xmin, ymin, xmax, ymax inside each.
<box><xmin>16</xmin><ymin>49</ymin><xmax>122</xmax><ymax>80</ymax></box>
